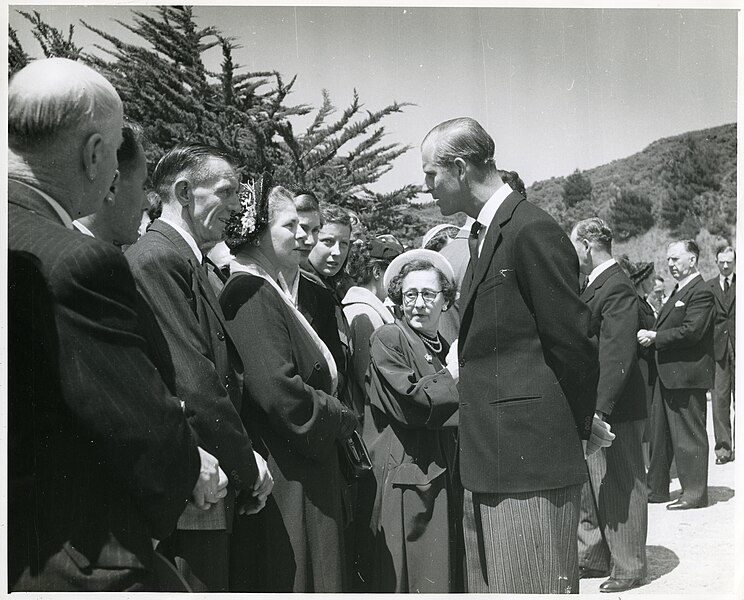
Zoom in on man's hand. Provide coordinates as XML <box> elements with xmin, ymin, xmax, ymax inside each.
<box><xmin>445</xmin><ymin>338</ymin><xmax>459</xmax><ymax>382</ymax></box>
<box><xmin>637</xmin><ymin>329</ymin><xmax>657</xmax><ymax>348</ymax></box>
<box><xmin>191</xmin><ymin>447</ymin><xmax>229</xmax><ymax>510</ymax></box>
<box><xmin>239</xmin><ymin>451</ymin><xmax>274</xmax><ymax>516</ymax></box>
<box><xmin>582</xmin><ymin>415</ymin><xmax>616</xmax><ymax>458</ymax></box>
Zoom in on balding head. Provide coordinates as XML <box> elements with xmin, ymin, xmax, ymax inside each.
<box><xmin>8</xmin><ymin>58</ymin><xmax>124</xmax><ymax>219</ymax></box>
<box><xmin>9</xmin><ymin>57</ymin><xmax>122</xmax><ymax>152</ymax></box>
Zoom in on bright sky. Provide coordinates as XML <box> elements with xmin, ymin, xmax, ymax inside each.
<box><xmin>9</xmin><ymin>4</ymin><xmax>738</xmax><ymax>194</ymax></box>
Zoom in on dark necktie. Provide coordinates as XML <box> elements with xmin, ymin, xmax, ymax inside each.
<box><xmin>468</xmin><ymin>221</ymin><xmax>483</xmax><ymax>263</ymax></box>
<box><xmin>724</xmin><ymin>277</ymin><xmax>730</xmax><ymax>293</ymax></box>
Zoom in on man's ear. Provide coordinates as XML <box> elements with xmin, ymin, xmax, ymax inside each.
<box><xmin>453</xmin><ymin>157</ymin><xmax>467</xmax><ymax>180</ymax></box>
<box><xmin>82</xmin><ymin>133</ymin><xmax>104</xmax><ymax>182</ymax></box>
<box><xmin>174</xmin><ymin>178</ymin><xmax>190</xmax><ymax>207</ymax></box>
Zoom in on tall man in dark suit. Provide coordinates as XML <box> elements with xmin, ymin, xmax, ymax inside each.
<box><xmin>571</xmin><ymin>218</ymin><xmax>648</xmax><ymax>593</ymax></box>
<box><xmin>639</xmin><ymin>240</ymin><xmax>715</xmax><ymax>510</ymax></box>
<box><xmin>126</xmin><ymin>144</ymin><xmax>273</xmax><ymax>591</ymax></box>
<box><xmin>710</xmin><ymin>245</ymin><xmax>735</xmax><ymax>464</ymax></box>
<box><xmin>7</xmin><ymin>57</ymin><xmax>219</xmax><ymax>591</ymax></box>
<box><xmin>421</xmin><ymin>117</ymin><xmax>612</xmax><ymax>594</ymax></box>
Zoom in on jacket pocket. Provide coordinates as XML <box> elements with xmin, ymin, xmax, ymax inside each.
<box><xmin>479</xmin><ymin>274</ymin><xmax>505</xmax><ymax>294</ymax></box>
<box><xmin>488</xmin><ymin>394</ymin><xmax>541</xmax><ymax>406</ymax></box>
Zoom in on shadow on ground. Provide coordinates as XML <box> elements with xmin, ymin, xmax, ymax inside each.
<box><xmin>644</xmin><ymin>545</ymin><xmax>679</xmax><ymax>584</ymax></box>
<box><xmin>706</xmin><ymin>486</ymin><xmax>734</xmax><ymax>506</ymax></box>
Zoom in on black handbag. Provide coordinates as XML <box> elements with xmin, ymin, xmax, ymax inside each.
<box><xmin>337</xmin><ymin>430</ymin><xmax>372</xmax><ymax>481</ymax></box>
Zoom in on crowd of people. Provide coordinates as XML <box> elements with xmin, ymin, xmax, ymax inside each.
<box><xmin>8</xmin><ymin>57</ymin><xmax>735</xmax><ymax>594</ymax></box>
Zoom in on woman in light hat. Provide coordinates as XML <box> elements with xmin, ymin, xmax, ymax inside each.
<box><xmin>360</xmin><ymin>249</ymin><xmax>463</xmax><ymax>593</ymax></box>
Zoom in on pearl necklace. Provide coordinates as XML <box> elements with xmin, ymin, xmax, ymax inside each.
<box><xmin>418</xmin><ymin>332</ymin><xmax>443</xmax><ymax>356</ymax></box>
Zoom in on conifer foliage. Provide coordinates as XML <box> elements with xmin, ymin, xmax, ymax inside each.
<box><xmin>9</xmin><ymin>7</ymin><xmax>423</xmax><ymax>239</ymax></box>
<box><xmin>609</xmin><ymin>187</ymin><xmax>655</xmax><ymax>240</ymax></box>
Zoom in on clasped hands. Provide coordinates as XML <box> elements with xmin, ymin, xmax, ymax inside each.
<box><xmin>582</xmin><ymin>413</ymin><xmax>616</xmax><ymax>459</ymax></box>
<box><xmin>192</xmin><ymin>447</ymin><xmax>274</xmax><ymax>516</ymax></box>
<box><xmin>637</xmin><ymin>329</ymin><xmax>656</xmax><ymax>348</ymax></box>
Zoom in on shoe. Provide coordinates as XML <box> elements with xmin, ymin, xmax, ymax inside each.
<box><xmin>579</xmin><ymin>567</ymin><xmax>610</xmax><ymax>579</ymax></box>
<box><xmin>599</xmin><ymin>577</ymin><xmax>643</xmax><ymax>593</ymax></box>
<box><xmin>666</xmin><ymin>499</ymin><xmax>703</xmax><ymax>510</ymax></box>
<box><xmin>716</xmin><ymin>455</ymin><xmax>732</xmax><ymax>465</ymax></box>
<box><xmin>648</xmin><ymin>493</ymin><xmax>670</xmax><ymax>503</ymax></box>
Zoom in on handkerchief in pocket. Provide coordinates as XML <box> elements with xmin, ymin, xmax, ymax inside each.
<box><xmin>674</xmin><ymin>300</ymin><xmax>685</xmax><ymax>307</ymax></box>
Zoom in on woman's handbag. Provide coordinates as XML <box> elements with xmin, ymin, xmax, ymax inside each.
<box><xmin>337</xmin><ymin>430</ymin><xmax>372</xmax><ymax>481</ymax></box>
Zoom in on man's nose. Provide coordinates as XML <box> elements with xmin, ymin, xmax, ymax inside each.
<box><xmin>330</xmin><ymin>243</ymin><xmax>341</xmax><ymax>256</ymax></box>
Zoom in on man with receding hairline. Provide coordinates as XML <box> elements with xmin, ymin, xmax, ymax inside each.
<box><xmin>638</xmin><ymin>239</ymin><xmax>715</xmax><ymax>510</ymax></box>
<box><xmin>8</xmin><ymin>57</ymin><xmax>219</xmax><ymax>591</ymax></box>
<box><xmin>421</xmin><ymin>117</ymin><xmax>611</xmax><ymax>593</ymax></box>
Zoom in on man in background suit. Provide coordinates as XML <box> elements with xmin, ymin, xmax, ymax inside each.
<box><xmin>7</xmin><ymin>57</ymin><xmax>220</xmax><ymax>591</ymax></box>
<box><xmin>421</xmin><ymin>117</ymin><xmax>612</xmax><ymax>594</ymax></box>
<box><xmin>639</xmin><ymin>240</ymin><xmax>715</xmax><ymax>510</ymax></box>
<box><xmin>126</xmin><ymin>144</ymin><xmax>273</xmax><ymax>591</ymax></box>
<box><xmin>710</xmin><ymin>245</ymin><xmax>736</xmax><ymax>464</ymax></box>
<box><xmin>571</xmin><ymin>218</ymin><xmax>648</xmax><ymax>593</ymax></box>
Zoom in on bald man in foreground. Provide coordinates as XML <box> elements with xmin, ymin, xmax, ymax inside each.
<box><xmin>8</xmin><ymin>58</ymin><xmax>220</xmax><ymax>591</ymax></box>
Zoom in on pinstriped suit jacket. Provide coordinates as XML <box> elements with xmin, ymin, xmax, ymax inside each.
<box><xmin>8</xmin><ymin>181</ymin><xmax>200</xmax><ymax>588</ymax></box>
<box><xmin>126</xmin><ymin>219</ymin><xmax>258</xmax><ymax>531</ymax></box>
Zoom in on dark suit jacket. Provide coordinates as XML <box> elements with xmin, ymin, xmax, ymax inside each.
<box><xmin>581</xmin><ymin>263</ymin><xmax>646</xmax><ymax>423</ymax></box>
<box><xmin>654</xmin><ymin>274</ymin><xmax>715</xmax><ymax>390</ymax></box>
<box><xmin>8</xmin><ymin>182</ymin><xmax>199</xmax><ymax>589</ymax></box>
<box><xmin>126</xmin><ymin>220</ymin><xmax>259</xmax><ymax>529</ymax></box>
<box><xmin>637</xmin><ymin>295</ymin><xmax>658</xmax><ymax>394</ymax></box>
<box><xmin>457</xmin><ymin>191</ymin><xmax>598</xmax><ymax>494</ymax></box>
<box><xmin>709</xmin><ymin>275</ymin><xmax>735</xmax><ymax>362</ymax></box>
<box><xmin>219</xmin><ymin>273</ymin><xmax>348</xmax><ymax>591</ymax></box>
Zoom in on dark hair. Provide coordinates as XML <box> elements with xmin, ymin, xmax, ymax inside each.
<box><xmin>387</xmin><ymin>259</ymin><xmax>457</xmax><ymax>308</ymax></box>
<box><xmin>293</xmin><ymin>189</ymin><xmax>320</xmax><ymax>215</ymax></box>
<box><xmin>669</xmin><ymin>239</ymin><xmax>700</xmax><ymax>260</ymax></box>
<box><xmin>498</xmin><ymin>169</ymin><xmax>527</xmax><ymax>199</ymax></box>
<box><xmin>423</xmin><ymin>226</ymin><xmax>460</xmax><ymax>252</ymax></box>
<box><xmin>572</xmin><ymin>217</ymin><xmax>613</xmax><ymax>252</ymax></box>
<box><xmin>422</xmin><ymin>117</ymin><xmax>496</xmax><ymax>171</ymax></box>
<box><xmin>320</xmin><ymin>204</ymin><xmax>352</xmax><ymax>230</ymax></box>
<box><xmin>715</xmin><ymin>244</ymin><xmax>735</xmax><ymax>259</ymax></box>
<box><xmin>345</xmin><ymin>237</ymin><xmax>400</xmax><ymax>286</ymax></box>
<box><xmin>117</xmin><ymin>122</ymin><xmax>146</xmax><ymax>176</ymax></box>
<box><xmin>151</xmin><ymin>143</ymin><xmax>234</xmax><ymax>201</ymax></box>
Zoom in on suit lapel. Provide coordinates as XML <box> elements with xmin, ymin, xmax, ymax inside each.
<box><xmin>655</xmin><ymin>274</ymin><xmax>701</xmax><ymax>328</ymax></box>
<box><xmin>459</xmin><ymin>191</ymin><xmax>522</xmax><ymax>313</ymax></box>
<box><xmin>9</xmin><ymin>180</ymin><xmax>68</xmax><ymax>226</ymax></box>
<box><xmin>581</xmin><ymin>263</ymin><xmax>619</xmax><ymax>304</ymax></box>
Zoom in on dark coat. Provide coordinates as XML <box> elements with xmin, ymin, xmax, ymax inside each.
<box><xmin>362</xmin><ymin>319</ymin><xmax>460</xmax><ymax>592</ymax></box>
<box><xmin>219</xmin><ymin>273</ymin><xmax>349</xmax><ymax>592</ymax></box>
<box><xmin>8</xmin><ymin>182</ymin><xmax>199</xmax><ymax>590</ymax></box>
<box><xmin>125</xmin><ymin>219</ymin><xmax>258</xmax><ymax>530</ymax></box>
<box><xmin>581</xmin><ymin>262</ymin><xmax>647</xmax><ymax>423</ymax></box>
<box><xmin>654</xmin><ymin>274</ymin><xmax>715</xmax><ymax>390</ymax></box>
<box><xmin>457</xmin><ymin>191</ymin><xmax>598</xmax><ymax>494</ymax></box>
<box><xmin>637</xmin><ymin>294</ymin><xmax>658</xmax><ymax>407</ymax></box>
<box><xmin>709</xmin><ymin>275</ymin><xmax>735</xmax><ymax>362</ymax></box>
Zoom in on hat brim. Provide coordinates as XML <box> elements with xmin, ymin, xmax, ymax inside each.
<box><xmin>383</xmin><ymin>249</ymin><xmax>456</xmax><ymax>290</ymax></box>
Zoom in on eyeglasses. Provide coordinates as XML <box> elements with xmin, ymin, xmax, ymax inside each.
<box><xmin>402</xmin><ymin>289</ymin><xmax>442</xmax><ymax>305</ymax></box>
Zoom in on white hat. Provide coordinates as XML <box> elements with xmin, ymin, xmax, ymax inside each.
<box><xmin>383</xmin><ymin>248</ymin><xmax>456</xmax><ymax>290</ymax></box>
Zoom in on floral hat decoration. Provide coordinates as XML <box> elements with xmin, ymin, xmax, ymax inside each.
<box><xmin>224</xmin><ymin>171</ymin><xmax>272</xmax><ymax>250</ymax></box>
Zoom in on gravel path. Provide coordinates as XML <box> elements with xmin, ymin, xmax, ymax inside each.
<box><xmin>579</xmin><ymin>400</ymin><xmax>737</xmax><ymax>596</ymax></box>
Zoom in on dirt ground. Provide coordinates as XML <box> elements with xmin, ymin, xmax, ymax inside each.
<box><xmin>579</xmin><ymin>400</ymin><xmax>737</xmax><ymax>597</ymax></box>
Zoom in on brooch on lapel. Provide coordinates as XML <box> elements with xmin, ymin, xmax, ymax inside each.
<box><xmin>424</xmin><ymin>353</ymin><xmax>433</xmax><ymax>364</ymax></box>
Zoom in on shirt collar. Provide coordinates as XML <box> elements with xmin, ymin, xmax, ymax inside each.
<box><xmin>675</xmin><ymin>271</ymin><xmax>700</xmax><ymax>292</ymax></box>
<box><xmin>158</xmin><ymin>216</ymin><xmax>202</xmax><ymax>263</ymax></box>
<box><xmin>720</xmin><ymin>273</ymin><xmax>733</xmax><ymax>287</ymax></box>
<box><xmin>13</xmin><ymin>179</ymin><xmax>74</xmax><ymax>229</ymax></box>
<box><xmin>475</xmin><ymin>183</ymin><xmax>513</xmax><ymax>229</ymax></box>
<box><xmin>72</xmin><ymin>220</ymin><xmax>96</xmax><ymax>238</ymax></box>
<box><xmin>586</xmin><ymin>258</ymin><xmax>616</xmax><ymax>287</ymax></box>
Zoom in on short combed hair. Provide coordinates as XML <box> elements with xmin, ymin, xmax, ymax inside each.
<box><xmin>293</xmin><ymin>189</ymin><xmax>321</xmax><ymax>215</ymax></box>
<box><xmin>151</xmin><ymin>143</ymin><xmax>234</xmax><ymax>202</ymax></box>
<box><xmin>387</xmin><ymin>259</ymin><xmax>457</xmax><ymax>308</ymax></box>
<box><xmin>117</xmin><ymin>122</ymin><xmax>146</xmax><ymax>175</ymax></box>
<box><xmin>715</xmin><ymin>244</ymin><xmax>736</xmax><ymax>259</ymax></box>
<box><xmin>572</xmin><ymin>217</ymin><xmax>613</xmax><ymax>252</ymax></box>
<box><xmin>498</xmin><ymin>169</ymin><xmax>527</xmax><ymax>199</ymax></box>
<box><xmin>422</xmin><ymin>117</ymin><xmax>496</xmax><ymax>169</ymax></box>
<box><xmin>669</xmin><ymin>239</ymin><xmax>700</xmax><ymax>260</ymax></box>
<box><xmin>319</xmin><ymin>204</ymin><xmax>352</xmax><ymax>230</ymax></box>
<box><xmin>9</xmin><ymin>57</ymin><xmax>121</xmax><ymax>152</ymax></box>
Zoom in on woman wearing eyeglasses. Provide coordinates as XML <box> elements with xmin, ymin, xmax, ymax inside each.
<box><xmin>361</xmin><ymin>249</ymin><xmax>463</xmax><ymax>593</ymax></box>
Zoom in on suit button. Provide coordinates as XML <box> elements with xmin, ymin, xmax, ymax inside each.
<box><xmin>217</xmin><ymin>331</ymin><xmax>225</xmax><ymax>341</ymax></box>
<box><xmin>314</xmin><ymin>362</ymin><xmax>322</xmax><ymax>371</ymax></box>
<box><xmin>459</xmin><ymin>359</ymin><xmax>465</xmax><ymax>367</ymax></box>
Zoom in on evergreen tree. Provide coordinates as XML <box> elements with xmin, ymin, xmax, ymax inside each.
<box><xmin>562</xmin><ymin>168</ymin><xmax>592</xmax><ymax>208</ymax></box>
<box><xmin>609</xmin><ymin>187</ymin><xmax>655</xmax><ymax>240</ymax></box>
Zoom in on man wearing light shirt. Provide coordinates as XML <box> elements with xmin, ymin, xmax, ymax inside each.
<box><xmin>571</xmin><ymin>218</ymin><xmax>648</xmax><ymax>593</ymax></box>
<box><xmin>125</xmin><ymin>144</ymin><xmax>273</xmax><ymax>591</ymax></box>
<box><xmin>709</xmin><ymin>245</ymin><xmax>736</xmax><ymax>464</ymax></box>
<box><xmin>421</xmin><ymin>117</ymin><xmax>610</xmax><ymax>594</ymax></box>
<box><xmin>638</xmin><ymin>240</ymin><xmax>715</xmax><ymax>510</ymax></box>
